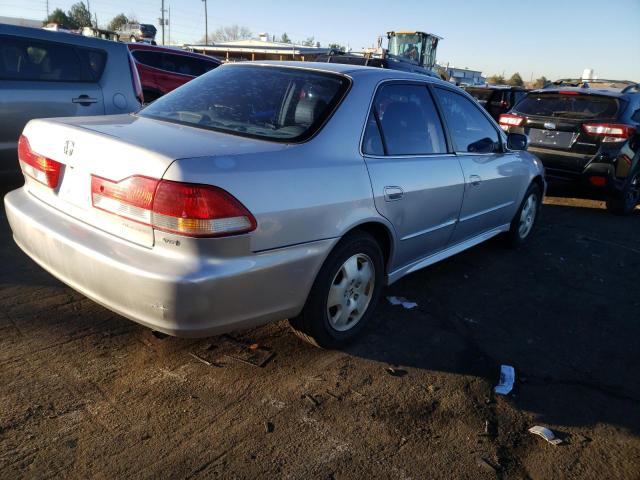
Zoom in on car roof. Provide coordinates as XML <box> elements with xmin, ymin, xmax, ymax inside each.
<box><xmin>127</xmin><ymin>43</ymin><xmax>220</xmax><ymax>61</ymax></box>
<box><xmin>0</xmin><ymin>23</ymin><xmax>125</xmax><ymax>51</ymax></box>
<box><xmin>227</xmin><ymin>60</ymin><xmax>451</xmax><ymax>84</ymax></box>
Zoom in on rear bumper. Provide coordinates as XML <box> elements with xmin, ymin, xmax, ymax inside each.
<box><xmin>5</xmin><ymin>187</ymin><xmax>335</xmax><ymax>337</ymax></box>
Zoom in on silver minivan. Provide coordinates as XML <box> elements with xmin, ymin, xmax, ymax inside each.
<box><xmin>0</xmin><ymin>24</ymin><xmax>142</xmax><ymax>175</ymax></box>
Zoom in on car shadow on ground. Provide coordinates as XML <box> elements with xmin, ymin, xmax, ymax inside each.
<box><xmin>346</xmin><ymin>200</ymin><xmax>640</xmax><ymax>434</ymax></box>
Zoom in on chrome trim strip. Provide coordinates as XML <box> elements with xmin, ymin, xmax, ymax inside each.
<box><xmin>459</xmin><ymin>201</ymin><xmax>514</xmax><ymax>223</ymax></box>
<box><xmin>401</xmin><ymin>218</ymin><xmax>457</xmax><ymax>241</ymax></box>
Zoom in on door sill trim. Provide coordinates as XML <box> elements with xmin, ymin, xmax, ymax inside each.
<box><xmin>388</xmin><ymin>224</ymin><xmax>510</xmax><ymax>285</ymax></box>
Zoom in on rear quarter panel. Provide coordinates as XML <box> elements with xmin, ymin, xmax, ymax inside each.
<box><xmin>161</xmin><ymin>70</ymin><xmax>392</xmax><ymax>254</ymax></box>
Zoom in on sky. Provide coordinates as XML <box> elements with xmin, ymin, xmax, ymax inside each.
<box><xmin>1</xmin><ymin>0</ymin><xmax>639</xmax><ymax>81</ymax></box>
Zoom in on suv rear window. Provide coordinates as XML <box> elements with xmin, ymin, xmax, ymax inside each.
<box><xmin>0</xmin><ymin>35</ymin><xmax>106</xmax><ymax>82</ymax></box>
<box><xmin>140</xmin><ymin>65</ymin><xmax>350</xmax><ymax>142</ymax></box>
<box><xmin>514</xmin><ymin>93</ymin><xmax>620</xmax><ymax>119</ymax></box>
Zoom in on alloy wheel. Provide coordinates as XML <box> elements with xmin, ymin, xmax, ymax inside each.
<box><xmin>326</xmin><ymin>253</ymin><xmax>375</xmax><ymax>332</ymax></box>
<box><xmin>518</xmin><ymin>193</ymin><xmax>538</xmax><ymax>239</ymax></box>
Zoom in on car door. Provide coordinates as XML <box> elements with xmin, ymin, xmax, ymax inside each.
<box><xmin>433</xmin><ymin>87</ymin><xmax>528</xmax><ymax>244</ymax></box>
<box><xmin>362</xmin><ymin>82</ymin><xmax>465</xmax><ymax>269</ymax></box>
<box><xmin>0</xmin><ymin>34</ymin><xmax>105</xmax><ymax>171</ymax></box>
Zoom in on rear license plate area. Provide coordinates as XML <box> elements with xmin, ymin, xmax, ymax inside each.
<box><xmin>529</xmin><ymin>128</ymin><xmax>575</xmax><ymax>148</ymax></box>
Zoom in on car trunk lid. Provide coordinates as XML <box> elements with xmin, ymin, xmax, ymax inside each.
<box><xmin>21</xmin><ymin>114</ymin><xmax>287</xmax><ymax>248</ymax></box>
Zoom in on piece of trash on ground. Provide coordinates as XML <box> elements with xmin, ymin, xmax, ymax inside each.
<box><xmin>494</xmin><ymin>365</ymin><xmax>515</xmax><ymax>395</ymax></box>
<box><xmin>386</xmin><ymin>366</ymin><xmax>408</xmax><ymax>377</ymax></box>
<box><xmin>387</xmin><ymin>296</ymin><xmax>418</xmax><ymax>309</ymax></box>
<box><xmin>264</xmin><ymin>421</ymin><xmax>274</xmax><ymax>433</ymax></box>
<box><xmin>528</xmin><ymin>425</ymin><xmax>563</xmax><ymax>445</ymax></box>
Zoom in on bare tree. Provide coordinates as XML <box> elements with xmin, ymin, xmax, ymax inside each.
<box><xmin>202</xmin><ymin>25</ymin><xmax>252</xmax><ymax>43</ymax></box>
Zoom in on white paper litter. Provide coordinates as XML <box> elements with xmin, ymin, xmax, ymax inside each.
<box><xmin>528</xmin><ymin>425</ymin><xmax>563</xmax><ymax>445</ymax></box>
<box><xmin>494</xmin><ymin>365</ymin><xmax>515</xmax><ymax>395</ymax></box>
<box><xmin>387</xmin><ymin>296</ymin><xmax>418</xmax><ymax>309</ymax></box>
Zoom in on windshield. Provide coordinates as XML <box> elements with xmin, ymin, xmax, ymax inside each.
<box><xmin>388</xmin><ymin>34</ymin><xmax>423</xmax><ymax>64</ymax></box>
<box><xmin>514</xmin><ymin>93</ymin><xmax>620</xmax><ymax>119</ymax></box>
<box><xmin>139</xmin><ymin>65</ymin><xmax>350</xmax><ymax>142</ymax></box>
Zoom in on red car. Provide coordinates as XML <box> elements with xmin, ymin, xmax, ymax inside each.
<box><xmin>127</xmin><ymin>43</ymin><xmax>221</xmax><ymax>102</ymax></box>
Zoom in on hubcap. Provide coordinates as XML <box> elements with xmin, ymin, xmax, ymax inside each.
<box><xmin>326</xmin><ymin>253</ymin><xmax>375</xmax><ymax>332</ymax></box>
<box><xmin>518</xmin><ymin>193</ymin><xmax>537</xmax><ymax>238</ymax></box>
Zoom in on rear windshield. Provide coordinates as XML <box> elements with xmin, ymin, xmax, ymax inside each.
<box><xmin>466</xmin><ymin>89</ymin><xmax>494</xmax><ymax>101</ymax></box>
<box><xmin>514</xmin><ymin>93</ymin><xmax>620</xmax><ymax>119</ymax></box>
<box><xmin>139</xmin><ymin>65</ymin><xmax>350</xmax><ymax>142</ymax></box>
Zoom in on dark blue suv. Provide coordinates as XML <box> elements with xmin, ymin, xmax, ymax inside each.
<box><xmin>499</xmin><ymin>79</ymin><xmax>640</xmax><ymax>214</ymax></box>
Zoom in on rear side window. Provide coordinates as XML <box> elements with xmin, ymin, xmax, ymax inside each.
<box><xmin>0</xmin><ymin>35</ymin><xmax>105</xmax><ymax>82</ymax></box>
<box><xmin>435</xmin><ymin>88</ymin><xmax>500</xmax><ymax>153</ymax></box>
<box><xmin>363</xmin><ymin>112</ymin><xmax>384</xmax><ymax>155</ymax></box>
<box><xmin>371</xmin><ymin>84</ymin><xmax>447</xmax><ymax>155</ymax></box>
<box><xmin>161</xmin><ymin>53</ymin><xmax>217</xmax><ymax>76</ymax></box>
<box><xmin>514</xmin><ymin>93</ymin><xmax>619</xmax><ymax>119</ymax></box>
<box><xmin>132</xmin><ymin>50</ymin><xmax>164</xmax><ymax>69</ymax></box>
<box><xmin>140</xmin><ymin>65</ymin><xmax>350</xmax><ymax>142</ymax></box>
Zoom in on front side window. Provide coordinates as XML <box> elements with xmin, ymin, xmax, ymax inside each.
<box><xmin>435</xmin><ymin>88</ymin><xmax>500</xmax><ymax>153</ymax></box>
<box><xmin>140</xmin><ymin>65</ymin><xmax>350</xmax><ymax>142</ymax></box>
<box><xmin>370</xmin><ymin>84</ymin><xmax>447</xmax><ymax>155</ymax></box>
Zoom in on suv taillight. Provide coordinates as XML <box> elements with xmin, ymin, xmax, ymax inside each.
<box><xmin>582</xmin><ymin>123</ymin><xmax>636</xmax><ymax>142</ymax></box>
<box><xmin>91</xmin><ymin>175</ymin><xmax>256</xmax><ymax>237</ymax></box>
<box><xmin>498</xmin><ymin>113</ymin><xmax>525</xmax><ymax>129</ymax></box>
<box><xmin>128</xmin><ymin>52</ymin><xmax>144</xmax><ymax>105</ymax></box>
<box><xmin>18</xmin><ymin>135</ymin><xmax>62</xmax><ymax>188</ymax></box>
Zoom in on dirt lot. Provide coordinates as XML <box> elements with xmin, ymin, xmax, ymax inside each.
<box><xmin>0</xmin><ymin>180</ymin><xmax>639</xmax><ymax>480</ymax></box>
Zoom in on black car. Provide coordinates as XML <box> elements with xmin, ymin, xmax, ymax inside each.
<box><xmin>500</xmin><ymin>80</ymin><xmax>640</xmax><ymax>214</ymax></box>
<box><xmin>464</xmin><ymin>85</ymin><xmax>528</xmax><ymax>120</ymax></box>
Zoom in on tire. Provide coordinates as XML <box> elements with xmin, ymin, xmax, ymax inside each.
<box><xmin>289</xmin><ymin>231</ymin><xmax>384</xmax><ymax>349</ymax></box>
<box><xmin>606</xmin><ymin>171</ymin><xmax>640</xmax><ymax>215</ymax></box>
<box><xmin>505</xmin><ymin>183</ymin><xmax>541</xmax><ymax>247</ymax></box>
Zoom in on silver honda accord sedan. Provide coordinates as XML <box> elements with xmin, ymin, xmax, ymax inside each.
<box><xmin>4</xmin><ymin>62</ymin><xmax>545</xmax><ymax>348</ymax></box>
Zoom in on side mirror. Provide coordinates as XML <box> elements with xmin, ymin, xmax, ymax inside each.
<box><xmin>507</xmin><ymin>133</ymin><xmax>529</xmax><ymax>151</ymax></box>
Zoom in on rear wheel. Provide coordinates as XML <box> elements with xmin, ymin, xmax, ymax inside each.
<box><xmin>289</xmin><ymin>231</ymin><xmax>384</xmax><ymax>348</ymax></box>
<box><xmin>505</xmin><ymin>183</ymin><xmax>541</xmax><ymax>247</ymax></box>
<box><xmin>606</xmin><ymin>171</ymin><xmax>640</xmax><ymax>215</ymax></box>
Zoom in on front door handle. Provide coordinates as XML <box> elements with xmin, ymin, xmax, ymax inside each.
<box><xmin>468</xmin><ymin>174</ymin><xmax>482</xmax><ymax>186</ymax></box>
<box><xmin>72</xmin><ymin>95</ymin><xmax>98</xmax><ymax>106</ymax></box>
<box><xmin>384</xmin><ymin>186</ymin><xmax>404</xmax><ymax>201</ymax></box>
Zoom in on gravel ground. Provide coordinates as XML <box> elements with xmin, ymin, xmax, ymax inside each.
<box><xmin>1</xmin><ymin>180</ymin><xmax>639</xmax><ymax>479</ymax></box>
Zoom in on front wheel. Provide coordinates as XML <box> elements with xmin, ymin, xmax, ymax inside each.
<box><xmin>289</xmin><ymin>231</ymin><xmax>384</xmax><ymax>348</ymax></box>
<box><xmin>505</xmin><ymin>183</ymin><xmax>541</xmax><ymax>247</ymax></box>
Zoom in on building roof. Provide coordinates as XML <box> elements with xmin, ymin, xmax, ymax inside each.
<box><xmin>185</xmin><ymin>39</ymin><xmax>331</xmax><ymax>56</ymax></box>
<box><xmin>0</xmin><ymin>16</ymin><xmax>42</xmax><ymax>28</ymax></box>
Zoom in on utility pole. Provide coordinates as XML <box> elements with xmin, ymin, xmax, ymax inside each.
<box><xmin>46</xmin><ymin>0</ymin><xmax>49</xmax><ymax>17</ymax></box>
<box><xmin>161</xmin><ymin>0</ymin><xmax>165</xmax><ymax>45</ymax></box>
<box><xmin>202</xmin><ymin>0</ymin><xmax>208</xmax><ymax>45</ymax></box>
<box><xmin>168</xmin><ymin>5</ymin><xmax>171</xmax><ymax>45</ymax></box>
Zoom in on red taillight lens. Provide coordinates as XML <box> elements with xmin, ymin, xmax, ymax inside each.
<box><xmin>582</xmin><ymin>123</ymin><xmax>636</xmax><ymax>141</ymax></box>
<box><xmin>18</xmin><ymin>135</ymin><xmax>62</xmax><ymax>188</ymax></box>
<box><xmin>128</xmin><ymin>52</ymin><xmax>144</xmax><ymax>105</ymax></box>
<box><xmin>558</xmin><ymin>91</ymin><xmax>580</xmax><ymax>95</ymax></box>
<box><xmin>498</xmin><ymin>114</ymin><xmax>525</xmax><ymax>128</ymax></box>
<box><xmin>153</xmin><ymin>180</ymin><xmax>256</xmax><ymax>237</ymax></box>
<box><xmin>90</xmin><ymin>175</ymin><xmax>256</xmax><ymax>237</ymax></box>
<box><xmin>91</xmin><ymin>175</ymin><xmax>158</xmax><ymax>224</ymax></box>
<box><xmin>589</xmin><ymin>176</ymin><xmax>607</xmax><ymax>187</ymax></box>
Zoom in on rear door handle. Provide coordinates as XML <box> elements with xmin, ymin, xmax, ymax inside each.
<box><xmin>384</xmin><ymin>186</ymin><xmax>404</xmax><ymax>201</ymax></box>
<box><xmin>72</xmin><ymin>95</ymin><xmax>98</xmax><ymax>106</ymax></box>
<box><xmin>468</xmin><ymin>175</ymin><xmax>482</xmax><ymax>186</ymax></box>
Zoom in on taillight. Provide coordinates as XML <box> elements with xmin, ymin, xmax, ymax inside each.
<box><xmin>91</xmin><ymin>175</ymin><xmax>256</xmax><ymax>238</ymax></box>
<box><xmin>498</xmin><ymin>114</ymin><xmax>525</xmax><ymax>129</ymax></box>
<box><xmin>128</xmin><ymin>52</ymin><xmax>144</xmax><ymax>105</ymax></box>
<box><xmin>589</xmin><ymin>176</ymin><xmax>607</xmax><ymax>187</ymax></box>
<box><xmin>18</xmin><ymin>135</ymin><xmax>62</xmax><ymax>188</ymax></box>
<box><xmin>582</xmin><ymin>123</ymin><xmax>636</xmax><ymax>142</ymax></box>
